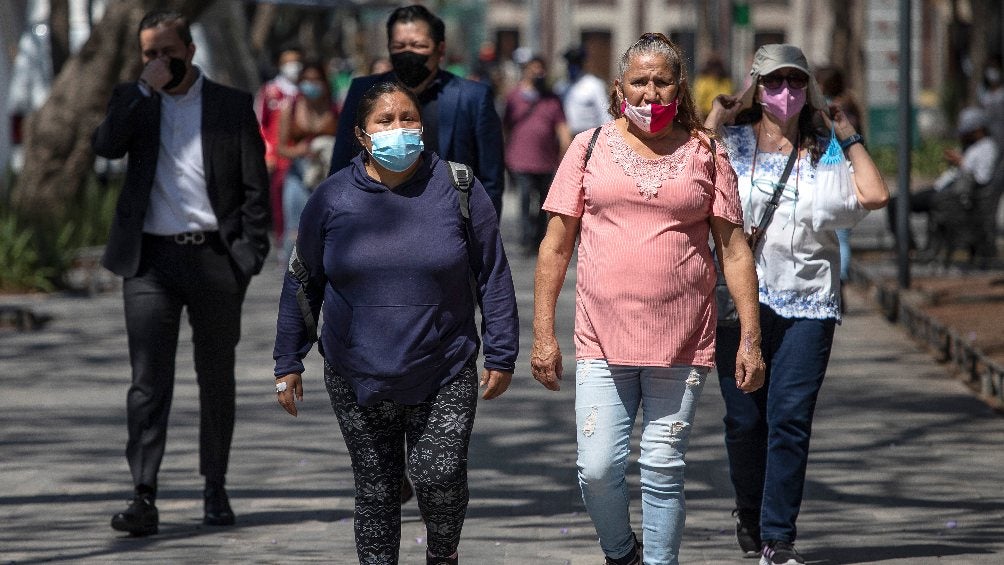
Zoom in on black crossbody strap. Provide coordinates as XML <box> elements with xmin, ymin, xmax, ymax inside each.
<box><xmin>583</xmin><ymin>126</ymin><xmax>602</xmax><ymax>168</ymax></box>
<box><xmin>749</xmin><ymin>142</ymin><xmax>798</xmax><ymax>252</ymax></box>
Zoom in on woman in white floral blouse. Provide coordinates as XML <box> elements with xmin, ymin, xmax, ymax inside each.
<box><xmin>704</xmin><ymin>44</ymin><xmax>888</xmax><ymax>565</ymax></box>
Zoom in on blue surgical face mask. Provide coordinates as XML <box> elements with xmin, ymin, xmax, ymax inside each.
<box><xmin>299</xmin><ymin>80</ymin><xmax>324</xmax><ymax>100</ymax></box>
<box><xmin>363</xmin><ymin>127</ymin><xmax>424</xmax><ymax>172</ymax></box>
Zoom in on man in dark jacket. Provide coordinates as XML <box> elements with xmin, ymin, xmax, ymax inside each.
<box><xmin>328</xmin><ymin>4</ymin><xmax>506</xmax><ymax>217</ymax></box>
<box><xmin>92</xmin><ymin>10</ymin><xmax>269</xmax><ymax>536</ymax></box>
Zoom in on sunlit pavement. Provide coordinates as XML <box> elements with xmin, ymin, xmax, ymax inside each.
<box><xmin>2</xmin><ymin>192</ymin><xmax>1003</xmax><ymax>564</ymax></box>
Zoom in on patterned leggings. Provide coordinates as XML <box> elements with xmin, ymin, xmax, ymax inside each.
<box><xmin>325</xmin><ymin>357</ymin><xmax>478</xmax><ymax>564</ymax></box>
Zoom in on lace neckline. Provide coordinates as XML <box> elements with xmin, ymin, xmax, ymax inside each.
<box><xmin>605</xmin><ymin>122</ymin><xmax>699</xmax><ymax>200</ymax></box>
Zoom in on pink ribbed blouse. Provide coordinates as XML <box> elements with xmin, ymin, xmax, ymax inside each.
<box><xmin>543</xmin><ymin>121</ymin><xmax>743</xmax><ymax>367</ymax></box>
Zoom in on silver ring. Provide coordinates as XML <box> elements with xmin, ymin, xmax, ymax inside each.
<box><xmin>276</xmin><ymin>381</ymin><xmax>288</xmax><ymax>393</ymax></box>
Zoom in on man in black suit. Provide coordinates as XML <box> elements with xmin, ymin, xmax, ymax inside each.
<box><xmin>328</xmin><ymin>4</ymin><xmax>505</xmax><ymax>217</ymax></box>
<box><xmin>92</xmin><ymin>10</ymin><xmax>269</xmax><ymax>536</ymax></box>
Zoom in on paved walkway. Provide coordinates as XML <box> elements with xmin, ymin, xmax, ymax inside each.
<box><xmin>2</xmin><ymin>202</ymin><xmax>1003</xmax><ymax>564</ymax></box>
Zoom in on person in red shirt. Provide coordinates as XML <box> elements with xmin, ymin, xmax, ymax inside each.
<box><xmin>255</xmin><ymin>47</ymin><xmax>302</xmax><ymax>241</ymax></box>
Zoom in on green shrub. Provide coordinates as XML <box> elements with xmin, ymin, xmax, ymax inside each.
<box><xmin>871</xmin><ymin>137</ymin><xmax>956</xmax><ymax>182</ymax></box>
<box><xmin>0</xmin><ymin>175</ymin><xmax>119</xmax><ymax>293</ymax></box>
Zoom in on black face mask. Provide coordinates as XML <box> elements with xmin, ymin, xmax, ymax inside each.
<box><xmin>532</xmin><ymin>76</ymin><xmax>548</xmax><ymax>93</ymax></box>
<box><xmin>162</xmin><ymin>57</ymin><xmax>188</xmax><ymax>90</ymax></box>
<box><xmin>391</xmin><ymin>51</ymin><xmax>432</xmax><ymax>88</ymax></box>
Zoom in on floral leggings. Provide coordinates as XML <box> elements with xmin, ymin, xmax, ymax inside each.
<box><xmin>325</xmin><ymin>357</ymin><xmax>478</xmax><ymax>564</ymax></box>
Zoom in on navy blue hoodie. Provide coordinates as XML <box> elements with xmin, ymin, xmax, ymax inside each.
<box><xmin>273</xmin><ymin>152</ymin><xmax>518</xmax><ymax>405</ymax></box>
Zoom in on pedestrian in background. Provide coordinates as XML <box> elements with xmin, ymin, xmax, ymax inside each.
<box><xmin>273</xmin><ymin>81</ymin><xmax>518</xmax><ymax>565</ymax></box>
<box><xmin>327</xmin><ymin>4</ymin><xmax>505</xmax><ymax>218</ymax></box>
<box><xmin>503</xmin><ymin>54</ymin><xmax>571</xmax><ymax>252</ymax></box>
<box><xmin>93</xmin><ymin>9</ymin><xmax>270</xmax><ymax>536</ymax></box>
<box><xmin>255</xmin><ymin>46</ymin><xmax>303</xmax><ymax>242</ymax></box>
<box><xmin>276</xmin><ymin>60</ymin><xmax>338</xmax><ymax>263</ymax></box>
<box><xmin>560</xmin><ymin>45</ymin><xmax>611</xmax><ymax>136</ymax></box>
<box><xmin>532</xmin><ymin>33</ymin><xmax>764</xmax><ymax>565</ymax></box>
<box><xmin>705</xmin><ymin>44</ymin><xmax>889</xmax><ymax>565</ymax></box>
<box><xmin>693</xmin><ymin>53</ymin><xmax>733</xmax><ymax>119</ymax></box>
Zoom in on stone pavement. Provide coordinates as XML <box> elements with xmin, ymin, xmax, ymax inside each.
<box><xmin>2</xmin><ymin>201</ymin><xmax>1003</xmax><ymax>564</ymax></box>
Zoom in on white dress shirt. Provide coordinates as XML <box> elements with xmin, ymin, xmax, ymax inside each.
<box><xmin>142</xmin><ymin>70</ymin><xmax>218</xmax><ymax>235</ymax></box>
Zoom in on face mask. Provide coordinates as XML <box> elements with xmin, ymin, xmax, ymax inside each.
<box><xmin>620</xmin><ymin>97</ymin><xmax>678</xmax><ymax>133</ymax></box>
<box><xmin>163</xmin><ymin>57</ymin><xmax>188</xmax><ymax>90</ymax></box>
<box><xmin>391</xmin><ymin>51</ymin><xmax>433</xmax><ymax>88</ymax></box>
<box><xmin>299</xmin><ymin>80</ymin><xmax>323</xmax><ymax>100</ymax></box>
<box><xmin>760</xmin><ymin>84</ymin><xmax>806</xmax><ymax>122</ymax></box>
<box><xmin>280</xmin><ymin>61</ymin><xmax>303</xmax><ymax>83</ymax></box>
<box><xmin>364</xmin><ymin>127</ymin><xmax>424</xmax><ymax>172</ymax></box>
<box><xmin>532</xmin><ymin>76</ymin><xmax>548</xmax><ymax>92</ymax></box>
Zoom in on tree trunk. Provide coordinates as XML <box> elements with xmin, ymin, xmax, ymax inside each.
<box><xmin>49</xmin><ymin>0</ymin><xmax>70</xmax><ymax>76</ymax></box>
<box><xmin>195</xmin><ymin>0</ymin><xmax>259</xmax><ymax>93</ymax></box>
<box><xmin>12</xmin><ymin>0</ymin><xmax>212</xmax><ymax>222</ymax></box>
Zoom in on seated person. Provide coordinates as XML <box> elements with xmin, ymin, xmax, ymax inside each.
<box><xmin>887</xmin><ymin>106</ymin><xmax>998</xmax><ymax>257</ymax></box>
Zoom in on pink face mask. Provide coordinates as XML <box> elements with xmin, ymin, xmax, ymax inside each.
<box><xmin>760</xmin><ymin>84</ymin><xmax>806</xmax><ymax>122</ymax></box>
<box><xmin>621</xmin><ymin>98</ymin><xmax>678</xmax><ymax>133</ymax></box>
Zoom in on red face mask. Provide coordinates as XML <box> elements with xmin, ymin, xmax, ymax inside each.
<box><xmin>621</xmin><ymin>98</ymin><xmax>679</xmax><ymax>133</ymax></box>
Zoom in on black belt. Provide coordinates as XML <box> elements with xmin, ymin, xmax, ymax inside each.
<box><xmin>144</xmin><ymin>231</ymin><xmax>218</xmax><ymax>245</ymax></box>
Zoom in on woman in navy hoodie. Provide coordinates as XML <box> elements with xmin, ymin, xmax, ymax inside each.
<box><xmin>272</xmin><ymin>80</ymin><xmax>518</xmax><ymax>565</ymax></box>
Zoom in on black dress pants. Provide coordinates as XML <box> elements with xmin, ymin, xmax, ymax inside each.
<box><xmin>122</xmin><ymin>234</ymin><xmax>247</xmax><ymax>491</ymax></box>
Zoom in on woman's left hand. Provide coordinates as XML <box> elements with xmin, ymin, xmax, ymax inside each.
<box><xmin>823</xmin><ymin>105</ymin><xmax>857</xmax><ymax>141</ymax></box>
<box><xmin>480</xmin><ymin>369</ymin><xmax>512</xmax><ymax>400</ymax></box>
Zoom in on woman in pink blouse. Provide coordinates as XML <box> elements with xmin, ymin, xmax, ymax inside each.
<box><xmin>531</xmin><ymin>33</ymin><xmax>765</xmax><ymax>565</ymax></box>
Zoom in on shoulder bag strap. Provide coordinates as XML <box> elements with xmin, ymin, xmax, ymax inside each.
<box><xmin>583</xmin><ymin>126</ymin><xmax>602</xmax><ymax>168</ymax></box>
<box><xmin>749</xmin><ymin>142</ymin><xmax>799</xmax><ymax>253</ymax></box>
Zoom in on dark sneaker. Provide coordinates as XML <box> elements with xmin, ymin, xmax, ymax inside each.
<box><xmin>203</xmin><ymin>484</ymin><xmax>235</xmax><ymax>526</ymax></box>
<box><xmin>111</xmin><ymin>493</ymin><xmax>158</xmax><ymax>536</ymax></box>
<box><xmin>734</xmin><ymin>508</ymin><xmax>762</xmax><ymax>558</ymax></box>
<box><xmin>604</xmin><ymin>532</ymin><xmax>642</xmax><ymax>565</ymax></box>
<box><xmin>759</xmin><ymin>540</ymin><xmax>805</xmax><ymax>565</ymax></box>
<box><xmin>426</xmin><ymin>552</ymin><xmax>458</xmax><ymax>565</ymax></box>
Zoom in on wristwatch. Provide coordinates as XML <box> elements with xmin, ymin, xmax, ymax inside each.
<box><xmin>840</xmin><ymin>133</ymin><xmax>864</xmax><ymax>151</ymax></box>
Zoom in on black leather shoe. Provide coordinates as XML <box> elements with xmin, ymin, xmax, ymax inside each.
<box><xmin>111</xmin><ymin>493</ymin><xmax>158</xmax><ymax>536</ymax></box>
<box><xmin>203</xmin><ymin>484</ymin><xmax>235</xmax><ymax>526</ymax></box>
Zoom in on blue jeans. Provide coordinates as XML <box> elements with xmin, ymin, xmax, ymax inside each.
<box><xmin>575</xmin><ymin>359</ymin><xmax>708</xmax><ymax>565</ymax></box>
<box><xmin>715</xmin><ymin>306</ymin><xmax>836</xmax><ymax>544</ymax></box>
<box><xmin>836</xmin><ymin>228</ymin><xmax>851</xmax><ymax>280</ymax></box>
<box><xmin>282</xmin><ymin>158</ymin><xmax>311</xmax><ymax>263</ymax></box>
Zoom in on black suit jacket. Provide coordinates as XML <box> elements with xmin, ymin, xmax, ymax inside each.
<box><xmin>92</xmin><ymin>78</ymin><xmax>270</xmax><ymax>281</ymax></box>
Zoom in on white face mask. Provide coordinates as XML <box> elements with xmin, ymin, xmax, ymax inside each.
<box><xmin>280</xmin><ymin>61</ymin><xmax>303</xmax><ymax>83</ymax></box>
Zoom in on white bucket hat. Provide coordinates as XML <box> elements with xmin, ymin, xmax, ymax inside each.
<box><xmin>737</xmin><ymin>44</ymin><xmax>828</xmax><ymax>113</ymax></box>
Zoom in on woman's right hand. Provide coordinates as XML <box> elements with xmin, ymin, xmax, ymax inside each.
<box><xmin>276</xmin><ymin>373</ymin><xmax>303</xmax><ymax>416</ymax></box>
<box><xmin>706</xmin><ymin>93</ymin><xmax>743</xmax><ymax>129</ymax></box>
<box><xmin>531</xmin><ymin>334</ymin><xmax>563</xmax><ymax>391</ymax></box>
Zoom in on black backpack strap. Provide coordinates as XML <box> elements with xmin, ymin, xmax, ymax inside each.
<box><xmin>287</xmin><ymin>246</ymin><xmax>318</xmax><ymax>343</ymax></box>
<box><xmin>583</xmin><ymin>126</ymin><xmax>602</xmax><ymax>169</ymax></box>
<box><xmin>446</xmin><ymin>161</ymin><xmax>480</xmax><ymax>303</ymax></box>
<box><xmin>447</xmin><ymin>161</ymin><xmax>473</xmax><ymax>220</ymax></box>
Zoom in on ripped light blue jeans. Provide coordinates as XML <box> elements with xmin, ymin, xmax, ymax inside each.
<box><xmin>575</xmin><ymin>359</ymin><xmax>708</xmax><ymax>565</ymax></box>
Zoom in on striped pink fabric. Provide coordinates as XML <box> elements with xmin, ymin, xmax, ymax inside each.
<box><xmin>543</xmin><ymin>121</ymin><xmax>743</xmax><ymax>367</ymax></box>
